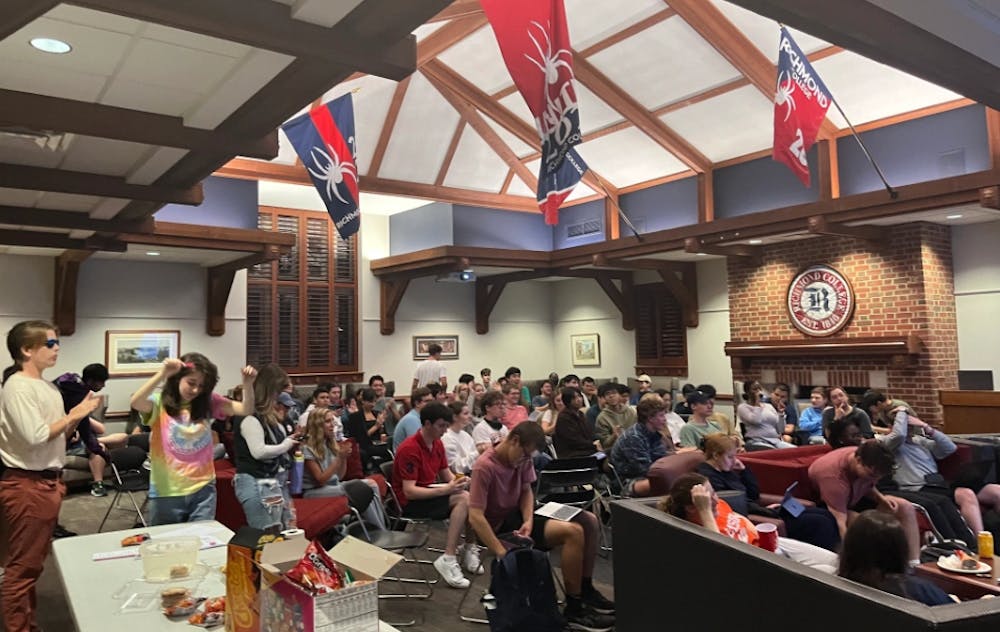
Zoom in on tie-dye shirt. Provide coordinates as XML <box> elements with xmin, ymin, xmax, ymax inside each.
<box><xmin>144</xmin><ymin>392</ymin><xmax>227</xmax><ymax>498</ymax></box>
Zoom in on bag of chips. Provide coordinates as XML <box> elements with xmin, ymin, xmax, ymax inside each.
<box><xmin>284</xmin><ymin>541</ymin><xmax>344</xmax><ymax>594</ymax></box>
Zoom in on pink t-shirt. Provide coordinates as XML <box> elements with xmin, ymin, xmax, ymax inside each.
<box><xmin>501</xmin><ymin>405</ymin><xmax>529</xmax><ymax>430</ymax></box>
<box><xmin>808</xmin><ymin>446</ymin><xmax>874</xmax><ymax>513</ymax></box>
<box><xmin>470</xmin><ymin>446</ymin><xmax>537</xmax><ymax>530</ymax></box>
<box><xmin>146</xmin><ymin>392</ymin><xmax>228</xmax><ymax>498</ymax></box>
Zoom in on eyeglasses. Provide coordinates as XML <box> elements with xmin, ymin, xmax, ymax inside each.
<box><xmin>44</xmin><ymin>338</ymin><xmax>59</xmax><ymax>349</ymax></box>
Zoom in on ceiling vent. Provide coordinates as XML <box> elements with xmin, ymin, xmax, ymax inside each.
<box><xmin>566</xmin><ymin>219</ymin><xmax>602</xmax><ymax>239</ymax></box>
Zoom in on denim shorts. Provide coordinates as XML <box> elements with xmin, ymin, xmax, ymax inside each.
<box><xmin>148</xmin><ymin>482</ymin><xmax>217</xmax><ymax>526</ymax></box>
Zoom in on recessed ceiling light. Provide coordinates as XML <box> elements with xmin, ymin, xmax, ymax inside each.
<box><xmin>749</xmin><ymin>239</ymin><xmax>763</xmax><ymax>244</ymax></box>
<box><xmin>145</xmin><ymin>251</ymin><xmax>161</xmax><ymax>256</ymax></box>
<box><xmin>946</xmin><ymin>214</ymin><xmax>963</xmax><ymax>220</ymax></box>
<box><xmin>30</xmin><ymin>37</ymin><xmax>71</xmax><ymax>54</ymax></box>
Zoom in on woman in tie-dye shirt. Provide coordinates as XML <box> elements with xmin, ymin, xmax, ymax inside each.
<box><xmin>130</xmin><ymin>353</ymin><xmax>256</xmax><ymax>525</ymax></box>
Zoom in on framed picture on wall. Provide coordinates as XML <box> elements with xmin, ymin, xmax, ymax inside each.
<box><xmin>105</xmin><ymin>330</ymin><xmax>181</xmax><ymax>377</ymax></box>
<box><xmin>571</xmin><ymin>333</ymin><xmax>601</xmax><ymax>367</ymax></box>
<box><xmin>412</xmin><ymin>335</ymin><xmax>459</xmax><ymax>360</ymax></box>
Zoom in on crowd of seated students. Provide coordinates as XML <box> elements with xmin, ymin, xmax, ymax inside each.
<box><xmin>52</xmin><ymin>352</ymin><xmax>1000</xmax><ymax>616</ymax></box>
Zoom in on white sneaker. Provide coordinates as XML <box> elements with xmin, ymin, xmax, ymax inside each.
<box><xmin>433</xmin><ymin>554</ymin><xmax>470</xmax><ymax>588</ymax></box>
<box><xmin>463</xmin><ymin>544</ymin><xmax>484</xmax><ymax>575</ymax></box>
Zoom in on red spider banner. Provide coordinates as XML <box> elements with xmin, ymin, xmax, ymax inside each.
<box><xmin>481</xmin><ymin>0</ymin><xmax>587</xmax><ymax>224</ymax></box>
<box><xmin>773</xmin><ymin>27</ymin><xmax>832</xmax><ymax>187</ymax></box>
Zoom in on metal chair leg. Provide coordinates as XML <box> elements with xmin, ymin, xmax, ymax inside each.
<box><xmin>457</xmin><ymin>553</ymin><xmax>490</xmax><ymax>624</ymax></box>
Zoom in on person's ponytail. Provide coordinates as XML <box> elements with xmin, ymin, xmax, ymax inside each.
<box><xmin>2</xmin><ymin>361</ymin><xmax>20</xmax><ymax>385</ymax></box>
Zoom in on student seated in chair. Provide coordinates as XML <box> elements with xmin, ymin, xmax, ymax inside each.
<box><xmin>467</xmin><ymin>422</ymin><xmax>616</xmax><ymax>632</ymax></box>
<box><xmin>392</xmin><ymin>402</ymin><xmax>476</xmax><ymax>588</ymax></box>
<box><xmin>609</xmin><ymin>396</ymin><xmax>674</xmax><ymax>497</ymax></box>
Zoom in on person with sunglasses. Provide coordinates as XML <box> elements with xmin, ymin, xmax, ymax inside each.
<box><xmin>0</xmin><ymin>321</ymin><xmax>101</xmax><ymax>631</ymax></box>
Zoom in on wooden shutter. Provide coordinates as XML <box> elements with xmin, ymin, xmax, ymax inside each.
<box><xmin>306</xmin><ymin>287</ymin><xmax>331</xmax><ymax>366</ymax></box>
<box><xmin>249</xmin><ymin>213</ymin><xmax>274</xmax><ymax>279</ymax></box>
<box><xmin>276</xmin><ymin>215</ymin><xmax>299</xmax><ymax>281</ymax></box>
<box><xmin>633</xmin><ymin>282</ymin><xmax>688</xmax><ymax>375</ymax></box>
<box><xmin>334</xmin><ymin>232</ymin><xmax>355</xmax><ymax>282</ymax></box>
<box><xmin>246</xmin><ymin>284</ymin><xmax>273</xmax><ymax>366</ymax></box>
<box><xmin>335</xmin><ymin>287</ymin><xmax>355</xmax><ymax>366</ymax></box>
<box><xmin>277</xmin><ymin>286</ymin><xmax>299</xmax><ymax>367</ymax></box>
<box><xmin>306</xmin><ymin>218</ymin><xmax>329</xmax><ymax>282</ymax></box>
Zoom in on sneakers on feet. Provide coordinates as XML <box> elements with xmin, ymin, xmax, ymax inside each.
<box><xmin>565</xmin><ymin>606</ymin><xmax>615</xmax><ymax>632</ymax></box>
<box><xmin>582</xmin><ymin>586</ymin><xmax>615</xmax><ymax>614</ymax></box>
<box><xmin>432</xmin><ymin>554</ymin><xmax>470</xmax><ymax>588</ymax></box>
<box><xmin>462</xmin><ymin>544</ymin><xmax>484</xmax><ymax>575</ymax></box>
<box><xmin>91</xmin><ymin>481</ymin><xmax>108</xmax><ymax>497</ymax></box>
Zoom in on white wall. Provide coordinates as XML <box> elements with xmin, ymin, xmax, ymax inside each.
<box><xmin>359</xmin><ymin>215</ymin><xmax>556</xmax><ymax>388</ymax></box>
<box><xmin>953</xmin><ymin>221</ymin><xmax>1000</xmax><ymax>388</ymax></box>
<box><xmin>0</xmin><ymin>254</ymin><xmax>247</xmax><ymax>414</ymax></box>
<box><xmin>551</xmin><ymin>278</ymin><xmax>635</xmax><ymax>381</ymax></box>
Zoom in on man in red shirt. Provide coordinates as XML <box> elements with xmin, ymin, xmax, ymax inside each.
<box><xmin>392</xmin><ymin>402</ymin><xmax>474</xmax><ymax>588</ymax></box>
<box><xmin>808</xmin><ymin>441</ymin><xmax>921</xmax><ymax>563</ymax></box>
<box><xmin>468</xmin><ymin>423</ymin><xmax>615</xmax><ymax>631</ymax></box>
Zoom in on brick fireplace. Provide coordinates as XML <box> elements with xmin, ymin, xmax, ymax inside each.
<box><xmin>725</xmin><ymin>222</ymin><xmax>958</xmax><ymax>425</ymax></box>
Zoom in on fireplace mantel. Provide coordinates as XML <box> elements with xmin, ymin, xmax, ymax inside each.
<box><xmin>724</xmin><ymin>334</ymin><xmax>925</xmax><ymax>370</ymax></box>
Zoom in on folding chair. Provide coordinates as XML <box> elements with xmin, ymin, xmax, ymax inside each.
<box><xmin>342</xmin><ymin>480</ymin><xmax>433</xmax><ymax>627</ymax></box>
<box><xmin>377</xmin><ymin>461</ymin><xmax>439</xmax><ymax>577</ymax></box>
<box><xmin>535</xmin><ymin>456</ymin><xmax>613</xmax><ymax>553</ymax></box>
<box><xmin>98</xmin><ymin>446</ymin><xmax>149</xmax><ymax>532</ymax></box>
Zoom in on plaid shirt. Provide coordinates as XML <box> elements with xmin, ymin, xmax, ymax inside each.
<box><xmin>610</xmin><ymin>422</ymin><xmax>668</xmax><ymax>480</ymax></box>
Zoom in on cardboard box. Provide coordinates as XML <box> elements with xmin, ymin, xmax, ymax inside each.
<box><xmin>225</xmin><ymin>527</ymin><xmax>271</xmax><ymax>632</ymax></box>
<box><xmin>258</xmin><ymin>536</ymin><xmax>402</xmax><ymax>632</ymax></box>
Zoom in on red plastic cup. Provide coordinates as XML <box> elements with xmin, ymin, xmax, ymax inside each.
<box><xmin>756</xmin><ymin>523</ymin><xmax>779</xmax><ymax>552</ymax></box>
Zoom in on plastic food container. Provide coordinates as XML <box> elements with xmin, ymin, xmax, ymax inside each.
<box><xmin>140</xmin><ymin>537</ymin><xmax>200</xmax><ymax>582</ymax></box>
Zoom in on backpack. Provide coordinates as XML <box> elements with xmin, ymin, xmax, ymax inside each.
<box><xmin>485</xmin><ymin>548</ymin><xmax>565</xmax><ymax>632</ymax></box>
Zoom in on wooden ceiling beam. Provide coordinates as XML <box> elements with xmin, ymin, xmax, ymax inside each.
<box><xmin>436</xmin><ymin>121</ymin><xmax>466</xmax><ymax>186</ymax></box>
<box><xmin>985</xmin><ymin>108</ymin><xmax>1000</xmax><ymax>170</ymax></box>
<box><xmin>0</xmin><ymin>205</ymin><xmax>154</xmax><ymax>233</ymax></box>
<box><xmin>578</xmin><ymin>8</ymin><xmax>676</xmax><ymax>58</ymax></box>
<box><xmin>666</xmin><ymin>0</ymin><xmax>838</xmax><ymax>139</ymax></box>
<box><xmin>0</xmin><ymin>0</ymin><xmax>58</xmax><ymax>39</ymax></box>
<box><xmin>367</xmin><ymin>76</ymin><xmax>411</xmax><ymax>178</ymax></box>
<box><xmin>424</xmin><ymin>69</ymin><xmax>539</xmax><ymax>191</ymax></box>
<box><xmin>0</xmin><ymin>89</ymin><xmax>276</xmax><ymax>160</ymax></box>
<box><xmin>416</xmin><ymin>13</ymin><xmax>489</xmax><ymax>66</ymax></box>
<box><xmin>684</xmin><ymin>237</ymin><xmax>761</xmax><ymax>260</ymax></box>
<box><xmin>807</xmin><ymin>215</ymin><xmax>880</xmax><ymax>244</ymax></box>
<box><xmin>217</xmin><ymin>157</ymin><xmax>541</xmax><ymax>212</ymax></box>
<box><xmin>53</xmin><ymin>248</ymin><xmax>93</xmax><ymax>336</ymax></box>
<box><xmin>0</xmin><ymin>229</ymin><xmax>124</xmax><ymax>252</ymax></box>
<box><xmin>0</xmin><ymin>164</ymin><xmax>203</xmax><ymax>205</ymax></box>
<box><xmin>427</xmin><ymin>0</ymin><xmax>483</xmax><ymax>23</ymax></box>
<box><xmin>572</xmin><ymin>53</ymin><xmax>710</xmax><ymax>172</ymax></box>
<box><xmin>725</xmin><ymin>0</ymin><xmax>1000</xmax><ymax>111</ymax></box>
<box><xmin>70</xmin><ymin>0</ymin><xmax>418</xmax><ymax>80</ymax></box>
<box><xmin>421</xmin><ymin>58</ymin><xmax>611</xmax><ymax>196</ymax></box>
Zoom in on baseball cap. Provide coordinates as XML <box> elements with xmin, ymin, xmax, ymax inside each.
<box><xmin>277</xmin><ymin>392</ymin><xmax>297</xmax><ymax>408</ymax></box>
<box><xmin>637</xmin><ymin>374</ymin><xmax>652</xmax><ymax>384</ymax></box>
<box><xmin>685</xmin><ymin>390</ymin><xmax>711</xmax><ymax>405</ymax></box>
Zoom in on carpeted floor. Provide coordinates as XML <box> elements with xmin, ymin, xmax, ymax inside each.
<box><xmin>3</xmin><ymin>486</ymin><xmax>616</xmax><ymax>632</ymax></box>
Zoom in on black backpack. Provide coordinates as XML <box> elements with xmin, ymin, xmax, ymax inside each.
<box><xmin>485</xmin><ymin>548</ymin><xmax>565</xmax><ymax>632</ymax></box>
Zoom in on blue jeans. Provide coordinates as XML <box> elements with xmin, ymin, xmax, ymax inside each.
<box><xmin>233</xmin><ymin>471</ymin><xmax>292</xmax><ymax>531</ymax></box>
<box><xmin>148</xmin><ymin>482</ymin><xmax>217</xmax><ymax>526</ymax></box>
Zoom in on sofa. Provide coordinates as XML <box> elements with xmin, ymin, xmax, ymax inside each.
<box><xmin>213</xmin><ymin>438</ymin><xmax>387</xmax><ymax>541</ymax></box>
<box><xmin>611</xmin><ymin>497</ymin><xmax>1000</xmax><ymax>631</ymax></box>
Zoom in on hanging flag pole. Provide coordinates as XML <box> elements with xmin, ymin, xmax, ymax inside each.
<box><xmin>587</xmin><ymin>174</ymin><xmax>643</xmax><ymax>240</ymax></box>
<box><xmin>774</xmin><ymin>24</ymin><xmax>896</xmax><ymax>199</ymax></box>
<box><xmin>828</xmin><ymin>98</ymin><xmax>898</xmax><ymax>199</ymax></box>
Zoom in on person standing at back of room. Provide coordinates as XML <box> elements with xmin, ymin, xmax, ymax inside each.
<box><xmin>130</xmin><ymin>354</ymin><xmax>256</xmax><ymax>525</ymax></box>
<box><xmin>0</xmin><ymin>321</ymin><xmax>100</xmax><ymax>632</ymax></box>
<box><xmin>412</xmin><ymin>343</ymin><xmax>447</xmax><ymax>390</ymax></box>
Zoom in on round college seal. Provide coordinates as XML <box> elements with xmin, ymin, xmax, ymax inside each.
<box><xmin>786</xmin><ymin>265</ymin><xmax>854</xmax><ymax>336</ymax></box>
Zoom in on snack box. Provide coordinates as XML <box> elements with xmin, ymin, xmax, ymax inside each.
<box><xmin>258</xmin><ymin>536</ymin><xmax>402</xmax><ymax>632</ymax></box>
<box><xmin>225</xmin><ymin>527</ymin><xmax>275</xmax><ymax>632</ymax></box>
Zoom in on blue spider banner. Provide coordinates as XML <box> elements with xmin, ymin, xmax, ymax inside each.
<box><xmin>773</xmin><ymin>26</ymin><xmax>832</xmax><ymax>187</ymax></box>
<box><xmin>482</xmin><ymin>0</ymin><xmax>586</xmax><ymax>225</ymax></box>
<box><xmin>282</xmin><ymin>93</ymin><xmax>360</xmax><ymax>239</ymax></box>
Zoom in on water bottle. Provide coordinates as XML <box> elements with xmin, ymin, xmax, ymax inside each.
<box><xmin>286</xmin><ymin>504</ymin><xmax>298</xmax><ymax>530</ymax></box>
<box><xmin>334</xmin><ymin>420</ymin><xmax>345</xmax><ymax>443</ymax></box>
<box><xmin>289</xmin><ymin>450</ymin><xmax>304</xmax><ymax>495</ymax></box>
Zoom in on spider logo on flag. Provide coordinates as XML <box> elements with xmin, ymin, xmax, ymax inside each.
<box><xmin>524</xmin><ymin>20</ymin><xmax>574</xmax><ymax>88</ymax></box>
<box><xmin>774</xmin><ymin>70</ymin><xmax>797</xmax><ymax>122</ymax></box>
<box><xmin>307</xmin><ymin>139</ymin><xmax>357</xmax><ymax>206</ymax></box>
